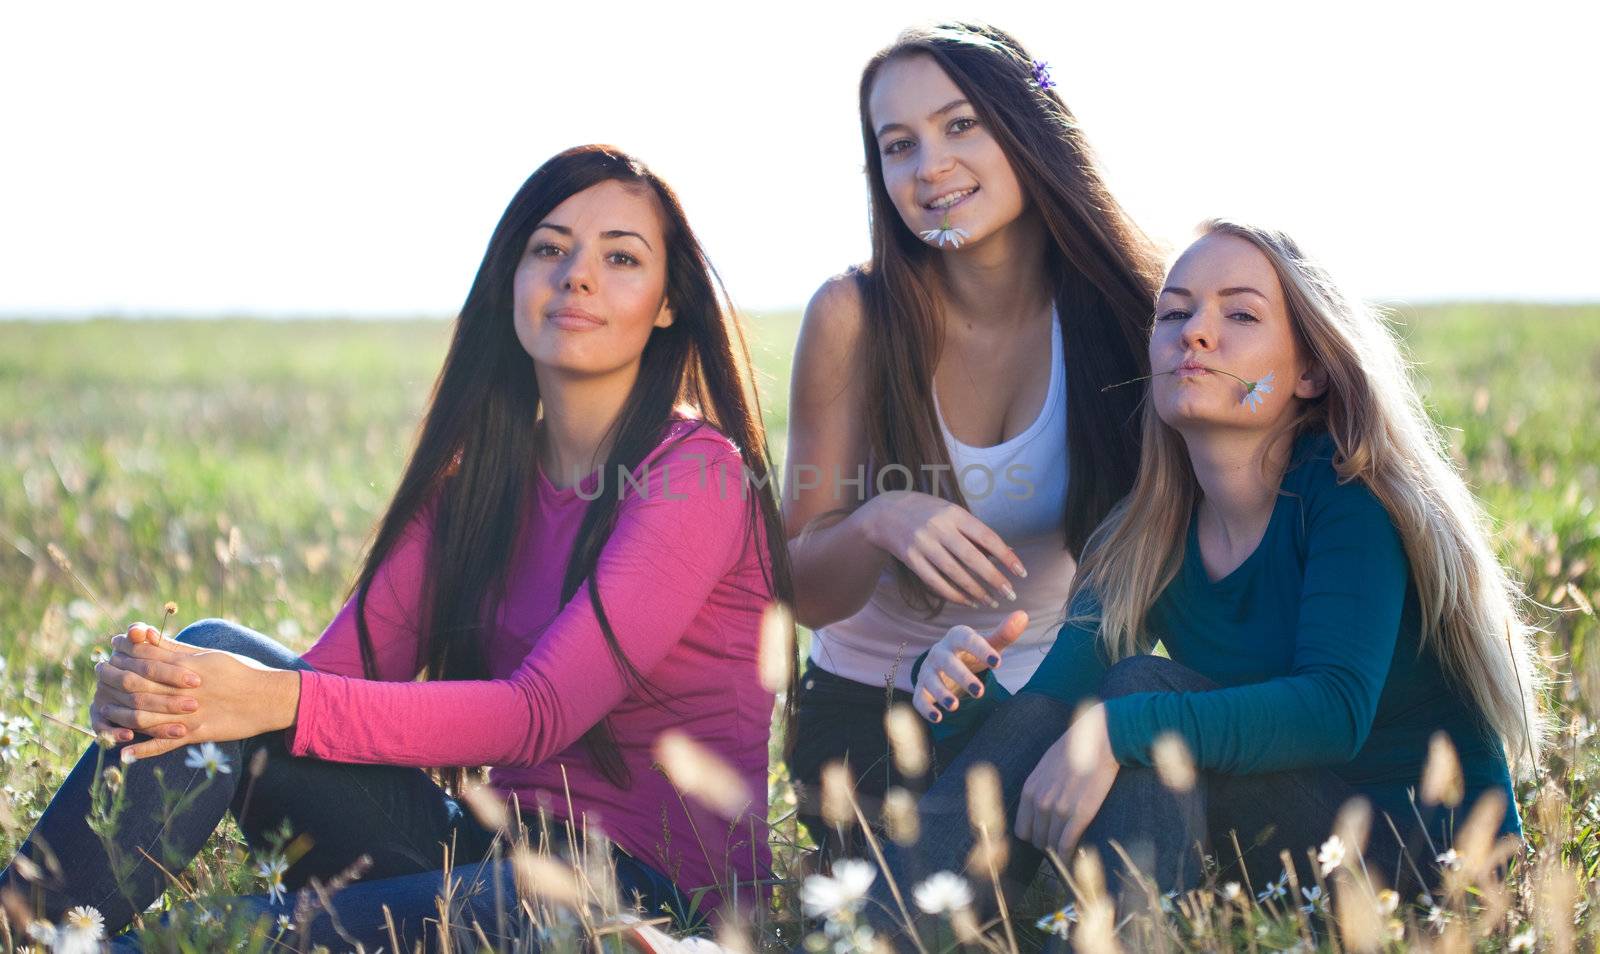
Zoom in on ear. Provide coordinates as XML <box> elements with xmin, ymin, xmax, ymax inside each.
<box><xmin>1295</xmin><ymin>360</ymin><xmax>1329</xmax><ymax>400</ymax></box>
<box><xmin>653</xmin><ymin>297</ymin><xmax>675</xmax><ymax>329</ymax></box>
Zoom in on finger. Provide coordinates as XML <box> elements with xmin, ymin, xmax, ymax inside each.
<box><xmin>106</xmin><ymin>654</ymin><xmax>201</xmax><ymax>690</ymax></box>
<box><xmin>915</xmin><ymin>687</ymin><xmax>944</xmax><ymax>725</ymax></box>
<box><xmin>923</xmin><ymin>545</ymin><xmax>996</xmax><ymax>608</ymax></box>
<box><xmin>956</xmin><ymin>628</ymin><xmax>1006</xmax><ymax>672</ymax></box>
<box><xmin>943</xmin><ymin>532</ymin><xmax>1018</xmax><ymax>602</ymax></box>
<box><xmin>1014</xmin><ymin>789</ymin><xmax>1037</xmax><ymax>846</ymax></box>
<box><xmin>120</xmin><ymin>688</ymin><xmax>198</xmax><ymax>716</ymax></box>
<box><xmin>983</xmin><ymin>610</ymin><xmax>1030</xmax><ymax>655</ymax></box>
<box><xmin>89</xmin><ymin>706</ymin><xmax>135</xmax><ymax>744</ymax></box>
<box><xmin>1044</xmin><ymin>794</ymin><xmax>1074</xmax><ymax>857</ymax></box>
<box><xmin>936</xmin><ymin>657</ymin><xmax>983</xmax><ymax>699</ymax></box>
<box><xmin>957</xmin><ymin>515</ymin><xmax>1027</xmax><ymax>578</ymax></box>
<box><xmin>122</xmin><ymin>737</ymin><xmax>190</xmax><ymax>763</ymax></box>
<box><xmin>99</xmin><ymin>704</ymin><xmax>192</xmax><ymax>735</ymax></box>
<box><xmin>903</xmin><ymin>551</ymin><xmax>980</xmax><ymax>608</ymax></box>
<box><xmin>930</xmin><ymin>668</ymin><xmax>965</xmax><ymax>711</ymax></box>
<box><xmin>110</xmin><ymin>636</ymin><xmax>200</xmax><ymax>665</ymax></box>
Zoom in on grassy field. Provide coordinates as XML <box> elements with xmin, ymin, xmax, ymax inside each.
<box><xmin>0</xmin><ymin>305</ymin><xmax>1596</xmax><ymax>951</ymax></box>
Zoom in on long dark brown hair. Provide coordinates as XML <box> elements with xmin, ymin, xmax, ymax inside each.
<box><xmin>854</xmin><ymin>21</ymin><xmax>1163</xmax><ymax>613</ymax></box>
<box><xmin>349</xmin><ymin>145</ymin><xmax>795</xmax><ymax>787</ymax></box>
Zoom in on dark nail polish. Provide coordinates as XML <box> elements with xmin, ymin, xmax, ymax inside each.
<box><xmin>969</xmin><ymin>683</ymin><xmax>983</xmax><ymax>694</ymax></box>
<box><xmin>987</xmin><ymin>655</ymin><xmax>1000</xmax><ymax>667</ymax></box>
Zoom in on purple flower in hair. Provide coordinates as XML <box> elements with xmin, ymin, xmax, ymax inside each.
<box><xmin>1030</xmin><ymin>59</ymin><xmax>1055</xmax><ymax>91</ymax></box>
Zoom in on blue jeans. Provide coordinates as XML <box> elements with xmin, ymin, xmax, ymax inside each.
<box><xmin>0</xmin><ymin>619</ymin><xmax>690</xmax><ymax>948</ymax></box>
<box><xmin>864</xmin><ymin>656</ymin><xmax>1436</xmax><ymax>940</ymax></box>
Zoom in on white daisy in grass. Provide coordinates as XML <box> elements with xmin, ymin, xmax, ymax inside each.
<box><xmin>57</xmin><ymin>905</ymin><xmax>105</xmax><ymax>954</ymax></box>
<box><xmin>184</xmin><ymin>741</ymin><xmax>231</xmax><ymax>779</ymax></box>
<box><xmin>1256</xmin><ymin>870</ymin><xmax>1290</xmax><ymax>902</ymax></box>
<box><xmin>1035</xmin><ymin>903</ymin><xmax>1076</xmax><ymax>938</ymax></box>
<box><xmin>799</xmin><ymin>858</ymin><xmax>876</xmax><ymax>918</ymax></box>
<box><xmin>912</xmin><ymin>871</ymin><xmax>973</xmax><ymax>914</ymax></box>
<box><xmin>0</xmin><ymin>715</ymin><xmax>33</xmax><ymax>762</ymax></box>
<box><xmin>256</xmin><ymin>852</ymin><xmax>290</xmax><ymax>904</ymax></box>
<box><xmin>919</xmin><ymin>213</ymin><xmax>971</xmax><ymax>249</ymax></box>
<box><xmin>1220</xmin><ymin>881</ymin><xmax>1242</xmax><ymax>902</ymax></box>
<box><xmin>1317</xmin><ymin>833</ymin><xmax>1346</xmax><ymax>876</ymax></box>
<box><xmin>1376</xmin><ymin>888</ymin><xmax>1400</xmax><ymax>917</ymax></box>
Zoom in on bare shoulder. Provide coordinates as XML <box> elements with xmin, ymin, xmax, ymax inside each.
<box><xmin>798</xmin><ymin>270</ymin><xmax>867</xmax><ymax>356</ymax></box>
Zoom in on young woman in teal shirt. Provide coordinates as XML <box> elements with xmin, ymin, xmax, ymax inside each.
<box><xmin>894</xmin><ymin>219</ymin><xmax>1544</xmax><ymax>910</ymax></box>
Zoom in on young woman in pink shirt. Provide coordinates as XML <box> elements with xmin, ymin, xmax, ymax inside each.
<box><xmin>1</xmin><ymin>145</ymin><xmax>793</xmax><ymax>948</ymax></box>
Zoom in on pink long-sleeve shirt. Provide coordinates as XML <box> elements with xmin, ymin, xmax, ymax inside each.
<box><xmin>289</xmin><ymin>415</ymin><xmax>776</xmax><ymax>919</ymax></box>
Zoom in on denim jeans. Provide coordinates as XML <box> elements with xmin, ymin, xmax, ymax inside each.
<box><xmin>0</xmin><ymin>618</ymin><xmax>689</xmax><ymax>949</ymax></box>
<box><xmin>864</xmin><ymin>655</ymin><xmax>1437</xmax><ymax>941</ymax></box>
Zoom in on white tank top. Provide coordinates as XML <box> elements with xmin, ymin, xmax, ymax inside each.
<box><xmin>810</xmin><ymin>311</ymin><xmax>1075</xmax><ymax>693</ymax></box>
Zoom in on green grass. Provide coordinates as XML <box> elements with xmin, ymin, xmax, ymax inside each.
<box><xmin>0</xmin><ymin>305</ymin><xmax>1596</xmax><ymax>951</ymax></box>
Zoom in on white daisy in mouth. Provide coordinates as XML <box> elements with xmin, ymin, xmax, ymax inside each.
<box><xmin>919</xmin><ymin>212</ymin><xmax>971</xmax><ymax>249</ymax></box>
<box><xmin>1241</xmin><ymin>370</ymin><xmax>1276</xmax><ymax>412</ymax></box>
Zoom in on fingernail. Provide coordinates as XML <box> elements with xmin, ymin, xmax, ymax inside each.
<box><xmin>120</xmin><ymin>749</ymin><xmax>138</xmax><ymax>765</ymax></box>
<box><xmin>944</xmin><ymin>697</ymin><xmax>957</xmax><ymax>708</ymax></box>
<box><xmin>167</xmin><ymin>726</ymin><xmax>184</xmax><ymax>738</ymax></box>
<box><xmin>987</xmin><ymin>599</ymin><xmax>999</xmax><ymax>609</ymax></box>
<box><xmin>969</xmin><ymin>683</ymin><xmax>983</xmax><ymax>695</ymax></box>
<box><xmin>1014</xmin><ymin>564</ymin><xmax>1028</xmax><ymax>578</ymax></box>
<box><xmin>931</xmin><ymin>712</ymin><xmax>942</xmax><ymax>723</ymax></box>
<box><xmin>1003</xmin><ymin>586</ymin><xmax>1018</xmax><ymax>602</ymax></box>
<box><xmin>987</xmin><ymin>654</ymin><xmax>1000</xmax><ymax>667</ymax></box>
<box><xmin>182</xmin><ymin>700</ymin><xmax>198</xmax><ymax>712</ymax></box>
<box><xmin>185</xmin><ymin>675</ymin><xmax>201</xmax><ymax>688</ymax></box>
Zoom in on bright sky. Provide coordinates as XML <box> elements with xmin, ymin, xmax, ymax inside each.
<box><xmin>2</xmin><ymin>1</ymin><xmax>1595</xmax><ymax>317</ymax></box>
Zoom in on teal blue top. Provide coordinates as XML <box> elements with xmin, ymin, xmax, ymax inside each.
<box><xmin>916</xmin><ymin>430</ymin><xmax>1521</xmax><ymax>839</ymax></box>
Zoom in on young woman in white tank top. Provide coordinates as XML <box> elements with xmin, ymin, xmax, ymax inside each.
<box><xmin>781</xmin><ymin>22</ymin><xmax>1164</xmax><ymax>865</ymax></box>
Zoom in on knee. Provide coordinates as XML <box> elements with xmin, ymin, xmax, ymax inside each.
<box><xmin>173</xmin><ymin>617</ymin><xmax>247</xmax><ymax>649</ymax></box>
<box><xmin>1098</xmin><ymin>655</ymin><xmax>1214</xmax><ymax>699</ymax></box>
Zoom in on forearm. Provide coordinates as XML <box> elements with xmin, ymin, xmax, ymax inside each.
<box><xmin>788</xmin><ymin>503</ymin><xmax>893</xmax><ymax>628</ymax></box>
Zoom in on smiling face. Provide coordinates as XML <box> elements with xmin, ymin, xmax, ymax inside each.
<box><xmin>867</xmin><ymin>53</ymin><xmax>1028</xmax><ymax>251</ymax></box>
<box><xmin>511</xmin><ymin>179</ymin><xmax>674</xmax><ymax>380</ymax></box>
<box><xmin>1150</xmin><ymin>232</ymin><xmax>1325</xmax><ymax>433</ymax></box>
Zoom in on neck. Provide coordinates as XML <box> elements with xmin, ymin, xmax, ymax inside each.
<box><xmin>933</xmin><ymin>208</ymin><xmax>1052</xmax><ymax>327</ymax></box>
<box><xmin>536</xmin><ymin>365</ymin><xmax>639</xmax><ymax>489</ymax></box>
<box><xmin>1180</xmin><ymin>425</ymin><xmax>1297</xmax><ymax>545</ymax></box>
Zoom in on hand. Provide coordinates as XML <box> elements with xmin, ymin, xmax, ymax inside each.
<box><xmin>913</xmin><ymin>611</ymin><xmax>1028</xmax><ymax>723</ymax></box>
<box><xmin>91</xmin><ymin>622</ymin><xmax>202</xmax><ymax>744</ymax></box>
<box><xmin>97</xmin><ymin>632</ymin><xmax>302</xmax><ymax>762</ymax></box>
<box><xmin>862</xmin><ymin>490</ymin><xmax>1027</xmax><ymax>608</ymax></box>
<box><xmin>1014</xmin><ymin>703</ymin><xmax>1119</xmax><ymax>860</ymax></box>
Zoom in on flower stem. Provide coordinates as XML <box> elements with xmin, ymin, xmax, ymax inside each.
<box><xmin>1100</xmin><ymin>364</ymin><xmax>1255</xmax><ymax>393</ymax></box>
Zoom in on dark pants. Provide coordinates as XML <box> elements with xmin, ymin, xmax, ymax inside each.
<box><xmin>866</xmin><ymin>655</ymin><xmax>1437</xmax><ymax>939</ymax></box>
<box><xmin>785</xmin><ymin>661</ymin><xmax>969</xmax><ymax>868</ymax></box>
<box><xmin>0</xmin><ymin>619</ymin><xmax>687</xmax><ymax>949</ymax></box>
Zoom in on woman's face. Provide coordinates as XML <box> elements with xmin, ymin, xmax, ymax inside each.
<box><xmin>1150</xmin><ymin>232</ymin><xmax>1322</xmax><ymax>432</ymax></box>
<box><xmin>867</xmin><ymin>53</ymin><xmax>1028</xmax><ymax>251</ymax></box>
<box><xmin>512</xmin><ymin>179</ymin><xmax>674</xmax><ymax>379</ymax></box>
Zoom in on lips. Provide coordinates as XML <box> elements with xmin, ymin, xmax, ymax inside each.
<box><xmin>547</xmin><ymin>307</ymin><xmax>604</xmax><ymax>330</ymax></box>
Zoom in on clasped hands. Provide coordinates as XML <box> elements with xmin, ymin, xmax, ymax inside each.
<box><xmin>90</xmin><ymin>622</ymin><xmax>301</xmax><ymax>762</ymax></box>
<box><xmin>912</xmin><ymin>610</ymin><xmax>1121</xmax><ymax>862</ymax></box>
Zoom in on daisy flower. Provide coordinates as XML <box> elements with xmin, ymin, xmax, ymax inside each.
<box><xmin>1317</xmin><ymin>833</ymin><xmax>1346</xmax><ymax>876</ymax></box>
<box><xmin>1299</xmin><ymin>884</ymin><xmax>1325</xmax><ymax>914</ymax></box>
<box><xmin>1241</xmin><ymin>371</ymin><xmax>1275</xmax><ymax>412</ymax></box>
<box><xmin>1376</xmin><ymin>888</ymin><xmax>1400</xmax><ymax>917</ymax></box>
<box><xmin>919</xmin><ymin>213</ymin><xmax>971</xmax><ymax>249</ymax></box>
<box><xmin>1256</xmin><ymin>870</ymin><xmax>1290</xmax><ymax>903</ymax></box>
<box><xmin>799</xmin><ymin>858</ymin><xmax>876</xmax><ymax>918</ymax></box>
<box><xmin>184</xmin><ymin>741</ymin><xmax>231</xmax><ymax>779</ymax></box>
<box><xmin>912</xmin><ymin>871</ymin><xmax>973</xmax><ymax>914</ymax></box>
<box><xmin>58</xmin><ymin>905</ymin><xmax>106</xmax><ymax>954</ymax></box>
<box><xmin>1220</xmin><ymin>881</ymin><xmax>1242</xmax><ymax>902</ymax></box>
<box><xmin>1435</xmin><ymin>848</ymin><xmax>1461</xmax><ymax>871</ymax></box>
<box><xmin>1034</xmin><ymin>903</ymin><xmax>1076</xmax><ymax>938</ymax></box>
<box><xmin>1508</xmin><ymin>927</ymin><xmax>1535</xmax><ymax>950</ymax></box>
<box><xmin>0</xmin><ymin>715</ymin><xmax>33</xmax><ymax>762</ymax></box>
<box><xmin>256</xmin><ymin>852</ymin><xmax>290</xmax><ymax>904</ymax></box>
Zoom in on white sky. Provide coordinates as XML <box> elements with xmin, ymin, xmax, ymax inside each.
<box><xmin>2</xmin><ymin>1</ymin><xmax>1595</xmax><ymax>317</ymax></box>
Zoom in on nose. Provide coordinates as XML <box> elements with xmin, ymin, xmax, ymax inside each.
<box><xmin>916</xmin><ymin>142</ymin><xmax>956</xmax><ymax>184</ymax></box>
<box><xmin>1179</xmin><ymin>308</ymin><xmax>1216</xmax><ymax>353</ymax></box>
<box><xmin>559</xmin><ymin>253</ymin><xmax>595</xmax><ymax>295</ymax></box>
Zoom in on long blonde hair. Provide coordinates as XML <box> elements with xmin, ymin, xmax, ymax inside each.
<box><xmin>1071</xmin><ymin>218</ymin><xmax>1546</xmax><ymax>774</ymax></box>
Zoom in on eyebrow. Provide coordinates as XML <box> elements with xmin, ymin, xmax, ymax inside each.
<box><xmin>875</xmin><ymin>98</ymin><xmax>971</xmax><ymax>139</ymax></box>
<box><xmin>1158</xmin><ymin>286</ymin><xmax>1269</xmax><ymax>301</ymax></box>
<box><xmin>532</xmin><ymin>222</ymin><xmax>653</xmax><ymax>252</ymax></box>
